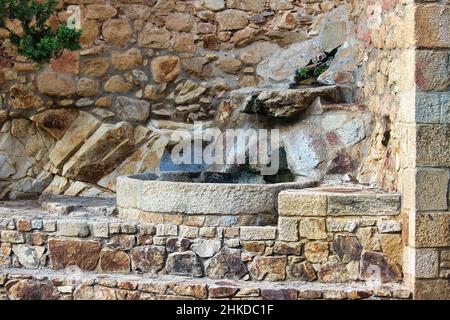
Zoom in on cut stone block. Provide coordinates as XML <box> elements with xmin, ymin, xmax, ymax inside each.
<box><xmin>327</xmin><ymin>193</ymin><xmax>400</xmax><ymax>216</ymax></box>
<box><xmin>278</xmin><ymin>190</ymin><xmax>327</xmax><ymax>216</ymax></box>
<box><xmin>279</xmin><ymin>187</ymin><xmax>400</xmax><ymax>217</ymax></box>
<box><xmin>240</xmin><ymin>226</ymin><xmax>277</xmax><ymax>241</ymax></box>
<box><xmin>277</xmin><ymin>217</ymin><xmax>299</xmax><ymax>242</ymax></box>
<box><xmin>58</xmin><ymin>221</ymin><xmax>90</xmax><ymax>238</ymax></box>
<box><xmin>415</xmin><ymin>212</ymin><xmax>450</xmax><ymax>248</ymax></box>
<box><xmin>415</xmin><ymin>168</ymin><xmax>449</xmax><ymax>211</ymax></box>
<box><xmin>415</xmin><ymin>279</ymin><xmax>450</xmax><ymax>300</ymax></box>
<box><xmin>415</xmin><ymin>248</ymin><xmax>439</xmax><ymax>279</ymax></box>
<box><xmin>415</xmin><ymin>4</ymin><xmax>450</xmax><ymax>49</ymax></box>
<box><xmin>416</xmin><ymin>124</ymin><xmax>450</xmax><ymax>167</ymax></box>
<box><xmin>299</xmin><ymin>218</ymin><xmax>327</xmax><ymax>240</ymax></box>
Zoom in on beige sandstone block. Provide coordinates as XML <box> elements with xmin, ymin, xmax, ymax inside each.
<box><xmin>240</xmin><ymin>226</ymin><xmax>277</xmax><ymax>241</ymax></box>
<box><xmin>380</xmin><ymin>234</ymin><xmax>403</xmax><ymax>267</ymax></box>
<box><xmin>416</xmin><ymin>168</ymin><xmax>449</xmax><ymax>211</ymax></box>
<box><xmin>415</xmin><ymin>4</ymin><xmax>450</xmax><ymax>48</ymax></box>
<box><xmin>299</xmin><ymin>218</ymin><xmax>327</xmax><ymax>240</ymax></box>
<box><xmin>163</xmin><ymin>214</ymin><xmax>183</xmax><ymax>225</ymax></box>
<box><xmin>415</xmin><ymin>212</ymin><xmax>450</xmax><ymax>247</ymax></box>
<box><xmin>277</xmin><ymin>217</ymin><xmax>299</xmax><ymax>242</ymax></box>
<box><xmin>278</xmin><ymin>190</ymin><xmax>327</xmax><ymax>216</ymax></box>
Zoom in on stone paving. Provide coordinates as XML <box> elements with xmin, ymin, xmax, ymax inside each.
<box><xmin>0</xmin><ymin>267</ymin><xmax>411</xmax><ymax>300</ymax></box>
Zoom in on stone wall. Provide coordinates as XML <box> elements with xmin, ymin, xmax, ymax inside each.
<box><xmin>351</xmin><ymin>0</ymin><xmax>416</xmax><ymax>192</ymax></box>
<box><xmin>402</xmin><ymin>0</ymin><xmax>450</xmax><ymax>300</ymax></box>
<box><xmin>114</xmin><ymin>185</ymin><xmax>403</xmax><ymax>283</ymax></box>
<box><xmin>0</xmin><ymin>187</ymin><xmax>403</xmax><ymax>285</ymax></box>
<box><xmin>0</xmin><ymin>0</ymin><xmax>379</xmax><ymax>199</ymax></box>
<box><xmin>0</xmin><ymin>0</ymin><xmax>448</xmax><ymax>300</ymax></box>
<box><xmin>348</xmin><ymin>0</ymin><xmax>449</xmax><ymax>299</ymax></box>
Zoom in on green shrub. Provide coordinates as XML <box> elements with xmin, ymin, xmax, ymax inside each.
<box><xmin>313</xmin><ymin>64</ymin><xmax>328</xmax><ymax>78</ymax></box>
<box><xmin>0</xmin><ymin>0</ymin><xmax>81</xmax><ymax>62</ymax></box>
<box><xmin>295</xmin><ymin>67</ymin><xmax>309</xmax><ymax>81</ymax></box>
<box><xmin>294</xmin><ymin>63</ymin><xmax>329</xmax><ymax>84</ymax></box>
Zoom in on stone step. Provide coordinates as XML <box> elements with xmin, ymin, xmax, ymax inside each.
<box><xmin>39</xmin><ymin>194</ymin><xmax>117</xmax><ymax>216</ymax></box>
<box><xmin>0</xmin><ymin>196</ymin><xmax>117</xmax><ymax>219</ymax></box>
<box><xmin>0</xmin><ymin>267</ymin><xmax>411</xmax><ymax>300</ymax></box>
<box><xmin>278</xmin><ymin>184</ymin><xmax>401</xmax><ymax>217</ymax></box>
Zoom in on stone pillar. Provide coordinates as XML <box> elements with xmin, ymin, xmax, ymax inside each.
<box><xmin>402</xmin><ymin>0</ymin><xmax>450</xmax><ymax>300</ymax></box>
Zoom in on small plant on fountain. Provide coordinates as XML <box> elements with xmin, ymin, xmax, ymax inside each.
<box><xmin>291</xmin><ymin>46</ymin><xmax>340</xmax><ymax>87</ymax></box>
<box><xmin>0</xmin><ymin>0</ymin><xmax>82</xmax><ymax>66</ymax></box>
<box><xmin>294</xmin><ymin>63</ymin><xmax>329</xmax><ymax>85</ymax></box>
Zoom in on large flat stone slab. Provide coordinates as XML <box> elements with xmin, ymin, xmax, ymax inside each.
<box><xmin>39</xmin><ymin>194</ymin><xmax>116</xmax><ymax>216</ymax></box>
<box><xmin>278</xmin><ymin>185</ymin><xmax>400</xmax><ymax>217</ymax></box>
<box><xmin>230</xmin><ymin>86</ymin><xmax>342</xmax><ymax>118</ymax></box>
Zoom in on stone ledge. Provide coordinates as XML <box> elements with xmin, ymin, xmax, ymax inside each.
<box><xmin>0</xmin><ymin>199</ymin><xmax>121</xmax><ymax>224</ymax></box>
<box><xmin>39</xmin><ymin>194</ymin><xmax>116</xmax><ymax>216</ymax></box>
<box><xmin>0</xmin><ymin>196</ymin><xmax>116</xmax><ymax>219</ymax></box>
<box><xmin>279</xmin><ymin>185</ymin><xmax>400</xmax><ymax>217</ymax></box>
<box><xmin>230</xmin><ymin>86</ymin><xmax>343</xmax><ymax>118</ymax></box>
<box><xmin>0</xmin><ymin>267</ymin><xmax>411</xmax><ymax>300</ymax></box>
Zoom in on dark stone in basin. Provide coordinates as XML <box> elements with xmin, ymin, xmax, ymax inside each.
<box><xmin>135</xmin><ymin>171</ymin><xmax>297</xmax><ymax>184</ymax></box>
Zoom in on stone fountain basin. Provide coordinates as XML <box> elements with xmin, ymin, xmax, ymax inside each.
<box><xmin>116</xmin><ymin>172</ymin><xmax>316</xmax><ymax>215</ymax></box>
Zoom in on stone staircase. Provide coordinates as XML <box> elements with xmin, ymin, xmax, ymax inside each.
<box><xmin>0</xmin><ymin>187</ymin><xmax>412</xmax><ymax>300</ymax></box>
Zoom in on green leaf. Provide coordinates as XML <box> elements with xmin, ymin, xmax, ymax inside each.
<box><xmin>2</xmin><ymin>0</ymin><xmax>81</xmax><ymax>62</ymax></box>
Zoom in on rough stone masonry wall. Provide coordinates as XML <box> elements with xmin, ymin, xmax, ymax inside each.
<box><xmin>0</xmin><ymin>0</ymin><xmax>379</xmax><ymax>200</ymax></box>
<box><xmin>351</xmin><ymin>0</ymin><xmax>416</xmax><ymax>192</ymax></box>
<box><xmin>123</xmin><ymin>187</ymin><xmax>405</xmax><ymax>284</ymax></box>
